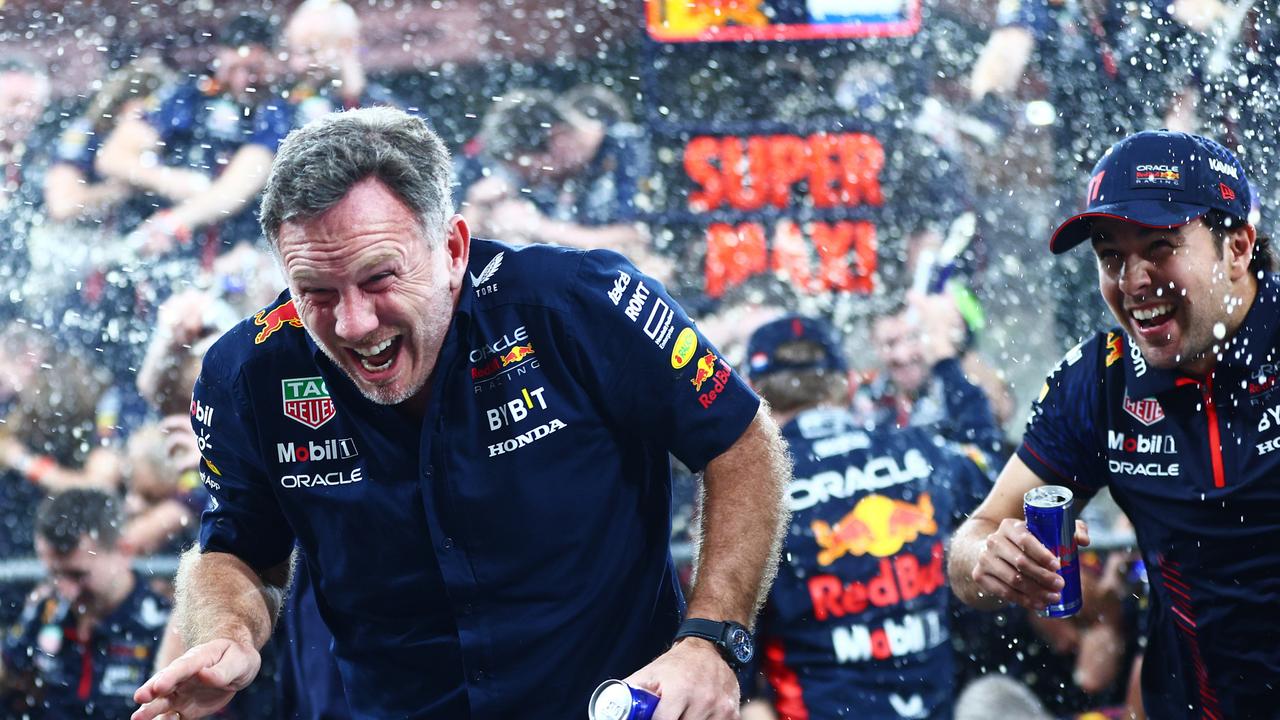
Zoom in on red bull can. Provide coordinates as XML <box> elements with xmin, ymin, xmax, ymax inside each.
<box><xmin>588</xmin><ymin>680</ymin><xmax>659</xmax><ymax>720</ymax></box>
<box><xmin>1024</xmin><ymin>485</ymin><xmax>1082</xmax><ymax>618</ymax></box>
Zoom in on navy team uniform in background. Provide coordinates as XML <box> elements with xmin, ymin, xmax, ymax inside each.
<box><xmin>1020</xmin><ymin>274</ymin><xmax>1280</xmax><ymax>719</ymax></box>
<box><xmin>2</xmin><ymin>577</ymin><xmax>170</xmax><ymax>719</ymax></box>
<box><xmin>192</xmin><ymin>239</ymin><xmax>760</xmax><ymax>719</ymax></box>
<box><xmin>752</xmin><ymin>408</ymin><xmax>990</xmax><ymax>720</ymax></box>
<box><xmin>147</xmin><ymin>79</ymin><xmax>292</xmax><ymax>253</ymax></box>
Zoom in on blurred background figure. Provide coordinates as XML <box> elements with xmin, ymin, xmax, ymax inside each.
<box><xmin>854</xmin><ymin>292</ymin><xmax>1005</xmax><ymax>450</ymax></box>
<box><xmin>281</xmin><ymin>0</ymin><xmax>404</xmax><ymax>124</ymax></box>
<box><xmin>739</xmin><ymin>314</ymin><xmax>993</xmax><ymax>720</ymax></box>
<box><xmin>457</xmin><ymin>87</ymin><xmax>672</xmax><ymax>280</ymax></box>
<box><xmin>0</xmin><ymin>489</ymin><xmax>170</xmax><ymax>719</ymax></box>
<box><xmin>94</xmin><ymin>13</ymin><xmax>289</xmax><ymax>266</ymax></box>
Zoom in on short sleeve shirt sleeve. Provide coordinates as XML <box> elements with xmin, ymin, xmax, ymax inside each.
<box><xmin>194</xmin><ymin>340</ymin><xmax>296</xmax><ymax>571</ymax></box>
<box><xmin>53</xmin><ymin>118</ymin><xmax>98</xmax><ymax>175</ymax></box>
<box><xmin>1016</xmin><ymin>336</ymin><xmax>1108</xmax><ymax>497</ymax></box>
<box><xmin>565</xmin><ymin>249</ymin><xmax>761</xmax><ymax>471</ymax></box>
<box><xmin>995</xmin><ymin>0</ymin><xmax>1048</xmax><ymax>36</ymax></box>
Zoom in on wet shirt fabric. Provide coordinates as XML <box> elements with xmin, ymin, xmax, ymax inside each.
<box><xmin>756</xmin><ymin>407</ymin><xmax>990</xmax><ymax>720</ymax></box>
<box><xmin>147</xmin><ymin>79</ymin><xmax>292</xmax><ymax>250</ymax></box>
<box><xmin>1019</xmin><ymin>273</ymin><xmax>1280</xmax><ymax>719</ymax></box>
<box><xmin>192</xmin><ymin>239</ymin><xmax>760</xmax><ymax>719</ymax></box>
<box><xmin>1</xmin><ymin>575</ymin><xmax>170</xmax><ymax>719</ymax></box>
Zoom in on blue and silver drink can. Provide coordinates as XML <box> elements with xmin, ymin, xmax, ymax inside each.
<box><xmin>588</xmin><ymin>679</ymin><xmax>659</xmax><ymax>720</ymax></box>
<box><xmin>1024</xmin><ymin>485</ymin><xmax>1082</xmax><ymax>618</ymax></box>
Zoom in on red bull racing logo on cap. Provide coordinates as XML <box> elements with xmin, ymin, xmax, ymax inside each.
<box><xmin>253</xmin><ymin>298</ymin><xmax>304</xmax><ymax>344</ymax></box>
<box><xmin>1133</xmin><ymin>163</ymin><xmax>1183</xmax><ymax>189</ymax></box>
<box><xmin>811</xmin><ymin>493</ymin><xmax>937</xmax><ymax>565</ymax></box>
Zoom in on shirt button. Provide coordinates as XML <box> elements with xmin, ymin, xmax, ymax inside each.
<box><xmin>442</xmin><ymin>537</ymin><xmax>454</xmax><ymax>550</ymax></box>
<box><xmin>422</xmin><ymin>467</ymin><xmax>433</xmax><ymax>479</ymax></box>
<box><xmin>462</xmin><ymin>603</ymin><xmax>473</xmax><ymax>615</ymax></box>
<box><xmin>472</xmin><ymin>669</ymin><xmax>485</xmax><ymax>682</ymax></box>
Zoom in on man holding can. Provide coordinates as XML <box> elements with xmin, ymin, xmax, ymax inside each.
<box><xmin>948</xmin><ymin>130</ymin><xmax>1279</xmax><ymax>718</ymax></box>
<box><xmin>130</xmin><ymin>107</ymin><xmax>793</xmax><ymax>720</ymax></box>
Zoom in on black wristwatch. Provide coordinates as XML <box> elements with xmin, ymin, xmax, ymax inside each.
<box><xmin>674</xmin><ymin>618</ymin><xmax>754</xmax><ymax>669</ymax></box>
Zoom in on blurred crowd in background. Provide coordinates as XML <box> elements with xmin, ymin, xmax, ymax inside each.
<box><xmin>0</xmin><ymin>0</ymin><xmax>1275</xmax><ymax>717</ymax></box>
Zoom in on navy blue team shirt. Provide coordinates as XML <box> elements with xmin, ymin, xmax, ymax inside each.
<box><xmin>2</xmin><ymin>575</ymin><xmax>171</xmax><ymax>719</ymax></box>
<box><xmin>192</xmin><ymin>239</ymin><xmax>761</xmax><ymax>719</ymax></box>
<box><xmin>1020</xmin><ymin>273</ymin><xmax>1280</xmax><ymax>719</ymax></box>
<box><xmin>754</xmin><ymin>408</ymin><xmax>989</xmax><ymax>720</ymax></box>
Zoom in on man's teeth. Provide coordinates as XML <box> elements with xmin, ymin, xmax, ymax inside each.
<box><xmin>1132</xmin><ymin>305</ymin><xmax>1173</xmax><ymax>322</ymax></box>
<box><xmin>355</xmin><ymin>337</ymin><xmax>396</xmax><ymax>357</ymax></box>
<box><xmin>361</xmin><ymin>356</ymin><xmax>393</xmax><ymax>372</ymax></box>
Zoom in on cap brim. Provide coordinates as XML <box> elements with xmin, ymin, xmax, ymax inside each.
<box><xmin>1049</xmin><ymin>200</ymin><xmax>1211</xmax><ymax>254</ymax></box>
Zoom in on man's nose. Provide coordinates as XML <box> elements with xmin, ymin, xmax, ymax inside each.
<box><xmin>334</xmin><ymin>293</ymin><xmax>378</xmax><ymax>341</ymax></box>
<box><xmin>1118</xmin><ymin>257</ymin><xmax>1153</xmax><ymax>296</ymax></box>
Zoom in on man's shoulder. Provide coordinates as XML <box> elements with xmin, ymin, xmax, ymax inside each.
<box><xmin>467</xmin><ymin>238</ymin><xmax>602</xmax><ymax>307</ymax></box>
<box><xmin>203</xmin><ymin>291</ymin><xmax>316</xmax><ymax>383</ymax></box>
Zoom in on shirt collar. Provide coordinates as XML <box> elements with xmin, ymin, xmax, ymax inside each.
<box><xmin>1125</xmin><ymin>273</ymin><xmax>1280</xmax><ymax>395</ymax></box>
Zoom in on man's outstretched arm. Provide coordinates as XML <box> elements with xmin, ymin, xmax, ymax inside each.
<box><xmin>626</xmin><ymin>405</ymin><xmax>792</xmax><ymax>720</ymax></box>
<box><xmin>132</xmin><ymin>548</ymin><xmax>292</xmax><ymax>720</ymax></box>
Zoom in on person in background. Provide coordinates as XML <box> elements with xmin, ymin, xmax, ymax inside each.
<box><xmin>457</xmin><ymin>87</ymin><xmax>672</xmax><ymax>282</ymax></box>
<box><xmin>0</xmin><ymin>489</ymin><xmax>170</xmax><ymax>719</ymax></box>
<box><xmin>855</xmin><ymin>292</ymin><xmax>1004</xmax><ymax>450</ymax></box>
<box><xmin>740</xmin><ymin>314</ymin><xmax>992</xmax><ymax>720</ymax></box>
<box><xmin>95</xmin><ymin>14</ymin><xmax>291</xmax><ymax>264</ymax></box>
<box><xmin>282</xmin><ymin>0</ymin><xmax>405</xmax><ymax>126</ymax></box>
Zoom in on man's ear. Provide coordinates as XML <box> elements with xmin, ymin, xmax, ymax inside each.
<box><xmin>445</xmin><ymin>215</ymin><xmax>471</xmax><ymax>291</ymax></box>
<box><xmin>1226</xmin><ymin>222</ymin><xmax>1257</xmax><ymax>282</ymax></box>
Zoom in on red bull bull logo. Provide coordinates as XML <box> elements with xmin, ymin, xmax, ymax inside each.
<box><xmin>254</xmin><ymin>299</ymin><xmax>304</xmax><ymax>344</ymax></box>
<box><xmin>501</xmin><ymin>344</ymin><xmax>535</xmax><ymax>366</ymax></box>
<box><xmin>690</xmin><ymin>350</ymin><xmax>718</xmax><ymax>391</ymax></box>
<box><xmin>811</xmin><ymin>493</ymin><xmax>936</xmax><ymax>565</ymax></box>
<box><xmin>1105</xmin><ymin>332</ymin><xmax>1122</xmax><ymax>367</ymax></box>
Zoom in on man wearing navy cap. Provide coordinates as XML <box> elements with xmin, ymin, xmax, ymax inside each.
<box><xmin>742</xmin><ymin>315</ymin><xmax>991</xmax><ymax>720</ymax></box>
<box><xmin>948</xmin><ymin>130</ymin><xmax>1280</xmax><ymax>718</ymax></box>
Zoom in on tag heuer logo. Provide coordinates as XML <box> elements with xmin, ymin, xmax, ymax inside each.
<box><xmin>282</xmin><ymin>377</ymin><xmax>336</xmax><ymax>429</ymax></box>
<box><xmin>1123</xmin><ymin>395</ymin><xmax>1165</xmax><ymax>426</ymax></box>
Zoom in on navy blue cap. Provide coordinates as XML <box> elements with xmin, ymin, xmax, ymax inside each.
<box><xmin>747</xmin><ymin>315</ymin><xmax>847</xmax><ymax>378</ymax></box>
<box><xmin>1050</xmin><ymin>131</ymin><xmax>1252</xmax><ymax>254</ymax></box>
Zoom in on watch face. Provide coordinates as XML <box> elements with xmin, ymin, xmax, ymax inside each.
<box><xmin>729</xmin><ymin>627</ymin><xmax>753</xmax><ymax>663</ymax></box>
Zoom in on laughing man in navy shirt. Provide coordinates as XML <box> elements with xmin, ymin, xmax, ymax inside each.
<box><xmin>948</xmin><ymin>130</ymin><xmax>1280</xmax><ymax>718</ymax></box>
<box><xmin>131</xmin><ymin>107</ymin><xmax>792</xmax><ymax>720</ymax></box>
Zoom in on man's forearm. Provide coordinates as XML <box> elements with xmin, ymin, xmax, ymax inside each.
<box><xmin>166</xmin><ymin>144</ymin><xmax>273</xmax><ymax>231</ymax></box>
<box><xmin>947</xmin><ymin>516</ymin><xmax>1005</xmax><ymax>609</ymax></box>
<box><xmin>173</xmin><ymin>548</ymin><xmax>292</xmax><ymax>650</ymax></box>
<box><xmin>687</xmin><ymin>408</ymin><xmax>792</xmax><ymax>626</ymax></box>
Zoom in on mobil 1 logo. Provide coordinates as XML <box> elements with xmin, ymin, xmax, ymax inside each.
<box><xmin>276</xmin><ymin>438</ymin><xmax>359</xmax><ymax>463</ymax></box>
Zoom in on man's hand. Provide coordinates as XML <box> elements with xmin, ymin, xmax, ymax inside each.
<box><xmin>132</xmin><ymin>638</ymin><xmax>260</xmax><ymax>720</ymax></box>
<box><xmin>907</xmin><ymin>291</ymin><xmax>966</xmax><ymax>366</ymax></box>
<box><xmin>971</xmin><ymin>518</ymin><xmax>1090</xmax><ymax>613</ymax></box>
<box><xmin>625</xmin><ymin>638</ymin><xmax>740</xmax><ymax>720</ymax></box>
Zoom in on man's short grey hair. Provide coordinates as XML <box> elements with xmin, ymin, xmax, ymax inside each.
<box><xmin>259</xmin><ymin>106</ymin><xmax>453</xmax><ymax>248</ymax></box>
